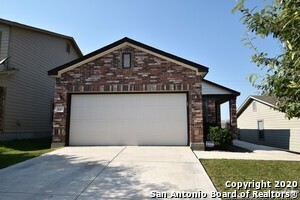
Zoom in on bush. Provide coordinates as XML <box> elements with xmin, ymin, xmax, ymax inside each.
<box><xmin>207</xmin><ymin>126</ymin><xmax>233</xmax><ymax>149</ymax></box>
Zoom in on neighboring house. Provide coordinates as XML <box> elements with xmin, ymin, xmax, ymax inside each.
<box><xmin>237</xmin><ymin>95</ymin><xmax>300</xmax><ymax>153</ymax></box>
<box><xmin>0</xmin><ymin>18</ymin><xmax>82</xmax><ymax>140</ymax></box>
<box><xmin>48</xmin><ymin>37</ymin><xmax>240</xmax><ymax>150</ymax></box>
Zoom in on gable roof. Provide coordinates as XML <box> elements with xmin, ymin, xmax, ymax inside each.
<box><xmin>237</xmin><ymin>95</ymin><xmax>277</xmax><ymax>117</ymax></box>
<box><xmin>202</xmin><ymin>79</ymin><xmax>240</xmax><ymax>96</ymax></box>
<box><xmin>0</xmin><ymin>18</ymin><xmax>83</xmax><ymax>57</ymax></box>
<box><xmin>250</xmin><ymin>95</ymin><xmax>277</xmax><ymax>106</ymax></box>
<box><xmin>48</xmin><ymin>37</ymin><xmax>209</xmax><ymax>77</ymax></box>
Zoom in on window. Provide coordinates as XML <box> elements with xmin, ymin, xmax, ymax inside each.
<box><xmin>252</xmin><ymin>102</ymin><xmax>257</xmax><ymax>112</ymax></box>
<box><xmin>122</xmin><ymin>53</ymin><xmax>131</xmax><ymax>68</ymax></box>
<box><xmin>66</xmin><ymin>43</ymin><xmax>71</xmax><ymax>54</ymax></box>
<box><xmin>258</xmin><ymin>120</ymin><xmax>264</xmax><ymax>140</ymax></box>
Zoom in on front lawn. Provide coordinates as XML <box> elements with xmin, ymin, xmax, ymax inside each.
<box><xmin>201</xmin><ymin>159</ymin><xmax>300</xmax><ymax>199</ymax></box>
<box><xmin>0</xmin><ymin>138</ymin><xmax>56</xmax><ymax>169</ymax></box>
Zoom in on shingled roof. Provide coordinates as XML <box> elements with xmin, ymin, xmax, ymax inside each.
<box><xmin>250</xmin><ymin>95</ymin><xmax>277</xmax><ymax>106</ymax></box>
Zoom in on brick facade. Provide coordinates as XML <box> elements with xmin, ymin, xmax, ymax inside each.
<box><xmin>202</xmin><ymin>95</ymin><xmax>238</xmax><ymax>140</ymax></box>
<box><xmin>229</xmin><ymin>98</ymin><xmax>238</xmax><ymax>138</ymax></box>
<box><xmin>52</xmin><ymin>46</ymin><xmax>204</xmax><ymax>149</ymax></box>
<box><xmin>202</xmin><ymin>98</ymin><xmax>217</xmax><ymax>124</ymax></box>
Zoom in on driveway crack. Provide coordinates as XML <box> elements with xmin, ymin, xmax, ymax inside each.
<box><xmin>75</xmin><ymin>146</ymin><xmax>127</xmax><ymax>200</ymax></box>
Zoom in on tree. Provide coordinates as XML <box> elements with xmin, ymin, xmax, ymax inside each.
<box><xmin>233</xmin><ymin>0</ymin><xmax>300</xmax><ymax>118</ymax></box>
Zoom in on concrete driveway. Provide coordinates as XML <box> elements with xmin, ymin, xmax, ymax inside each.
<box><xmin>0</xmin><ymin>146</ymin><xmax>218</xmax><ymax>199</ymax></box>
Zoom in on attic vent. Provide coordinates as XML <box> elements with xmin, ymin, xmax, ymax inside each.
<box><xmin>66</xmin><ymin>43</ymin><xmax>71</xmax><ymax>54</ymax></box>
<box><xmin>252</xmin><ymin>102</ymin><xmax>257</xmax><ymax>112</ymax></box>
<box><xmin>122</xmin><ymin>53</ymin><xmax>131</xmax><ymax>68</ymax></box>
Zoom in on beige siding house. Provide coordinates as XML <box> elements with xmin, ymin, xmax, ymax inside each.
<box><xmin>0</xmin><ymin>18</ymin><xmax>82</xmax><ymax>140</ymax></box>
<box><xmin>237</xmin><ymin>95</ymin><xmax>300</xmax><ymax>153</ymax></box>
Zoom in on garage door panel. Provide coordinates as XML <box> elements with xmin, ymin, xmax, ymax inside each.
<box><xmin>70</xmin><ymin>122</ymin><xmax>186</xmax><ymax>139</ymax></box>
<box><xmin>69</xmin><ymin>93</ymin><xmax>187</xmax><ymax>146</ymax></box>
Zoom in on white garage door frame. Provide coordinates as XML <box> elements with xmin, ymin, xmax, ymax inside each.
<box><xmin>66</xmin><ymin>92</ymin><xmax>189</xmax><ymax>146</ymax></box>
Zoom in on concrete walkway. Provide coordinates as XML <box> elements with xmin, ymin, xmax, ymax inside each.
<box><xmin>194</xmin><ymin>140</ymin><xmax>300</xmax><ymax>161</ymax></box>
<box><xmin>0</xmin><ymin>146</ymin><xmax>219</xmax><ymax>200</ymax></box>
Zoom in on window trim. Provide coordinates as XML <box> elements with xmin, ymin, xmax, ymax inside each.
<box><xmin>122</xmin><ymin>53</ymin><xmax>131</xmax><ymax>69</ymax></box>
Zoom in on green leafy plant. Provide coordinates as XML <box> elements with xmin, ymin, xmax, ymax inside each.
<box><xmin>232</xmin><ymin>0</ymin><xmax>300</xmax><ymax>119</ymax></box>
<box><xmin>207</xmin><ymin>126</ymin><xmax>233</xmax><ymax>149</ymax></box>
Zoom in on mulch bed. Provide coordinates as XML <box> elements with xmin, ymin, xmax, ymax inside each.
<box><xmin>205</xmin><ymin>145</ymin><xmax>252</xmax><ymax>152</ymax></box>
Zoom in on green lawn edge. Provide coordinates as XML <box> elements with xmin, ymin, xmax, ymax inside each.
<box><xmin>201</xmin><ymin>159</ymin><xmax>300</xmax><ymax>199</ymax></box>
<box><xmin>0</xmin><ymin>138</ymin><xmax>57</xmax><ymax>169</ymax></box>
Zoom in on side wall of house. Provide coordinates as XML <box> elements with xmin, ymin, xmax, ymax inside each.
<box><xmin>0</xmin><ymin>23</ymin><xmax>10</xmax><ymax>64</ymax></box>
<box><xmin>0</xmin><ymin>25</ymin><xmax>80</xmax><ymax>139</ymax></box>
<box><xmin>52</xmin><ymin>45</ymin><xmax>204</xmax><ymax>149</ymax></box>
<box><xmin>0</xmin><ymin>23</ymin><xmax>10</xmax><ymax>133</ymax></box>
<box><xmin>238</xmin><ymin>100</ymin><xmax>300</xmax><ymax>152</ymax></box>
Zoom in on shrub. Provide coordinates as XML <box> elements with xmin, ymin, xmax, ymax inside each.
<box><xmin>207</xmin><ymin>126</ymin><xmax>233</xmax><ymax>149</ymax></box>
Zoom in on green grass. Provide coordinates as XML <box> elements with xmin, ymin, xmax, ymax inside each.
<box><xmin>201</xmin><ymin>159</ymin><xmax>300</xmax><ymax>198</ymax></box>
<box><xmin>0</xmin><ymin>138</ymin><xmax>56</xmax><ymax>169</ymax></box>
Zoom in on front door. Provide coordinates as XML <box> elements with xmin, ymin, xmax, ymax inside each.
<box><xmin>258</xmin><ymin>120</ymin><xmax>264</xmax><ymax>140</ymax></box>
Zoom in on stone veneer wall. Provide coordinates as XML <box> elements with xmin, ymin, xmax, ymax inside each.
<box><xmin>52</xmin><ymin>46</ymin><xmax>204</xmax><ymax>149</ymax></box>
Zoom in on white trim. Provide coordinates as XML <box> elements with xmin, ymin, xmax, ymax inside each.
<box><xmin>251</xmin><ymin>96</ymin><xmax>275</xmax><ymax>108</ymax></box>
<box><xmin>55</xmin><ymin>42</ymin><xmax>205</xmax><ymax>77</ymax></box>
<box><xmin>237</xmin><ymin>96</ymin><xmax>252</xmax><ymax>116</ymax></box>
<box><xmin>57</xmin><ymin>43</ymin><xmax>128</xmax><ymax>77</ymax></box>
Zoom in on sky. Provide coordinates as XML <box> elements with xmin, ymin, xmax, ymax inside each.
<box><xmin>0</xmin><ymin>0</ymin><xmax>280</xmax><ymax>120</ymax></box>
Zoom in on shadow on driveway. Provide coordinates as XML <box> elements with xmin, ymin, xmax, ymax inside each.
<box><xmin>0</xmin><ymin>147</ymin><xmax>197</xmax><ymax>200</ymax></box>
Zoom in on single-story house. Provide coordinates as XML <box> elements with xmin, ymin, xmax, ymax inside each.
<box><xmin>237</xmin><ymin>95</ymin><xmax>300</xmax><ymax>153</ymax></box>
<box><xmin>48</xmin><ymin>37</ymin><xmax>240</xmax><ymax>150</ymax></box>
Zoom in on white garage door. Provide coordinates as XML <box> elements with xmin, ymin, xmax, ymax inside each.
<box><xmin>69</xmin><ymin>93</ymin><xmax>188</xmax><ymax>146</ymax></box>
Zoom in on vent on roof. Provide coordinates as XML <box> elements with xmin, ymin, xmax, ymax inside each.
<box><xmin>252</xmin><ymin>102</ymin><xmax>257</xmax><ymax>112</ymax></box>
<box><xmin>122</xmin><ymin>53</ymin><xmax>131</xmax><ymax>68</ymax></box>
<box><xmin>66</xmin><ymin>43</ymin><xmax>71</xmax><ymax>54</ymax></box>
